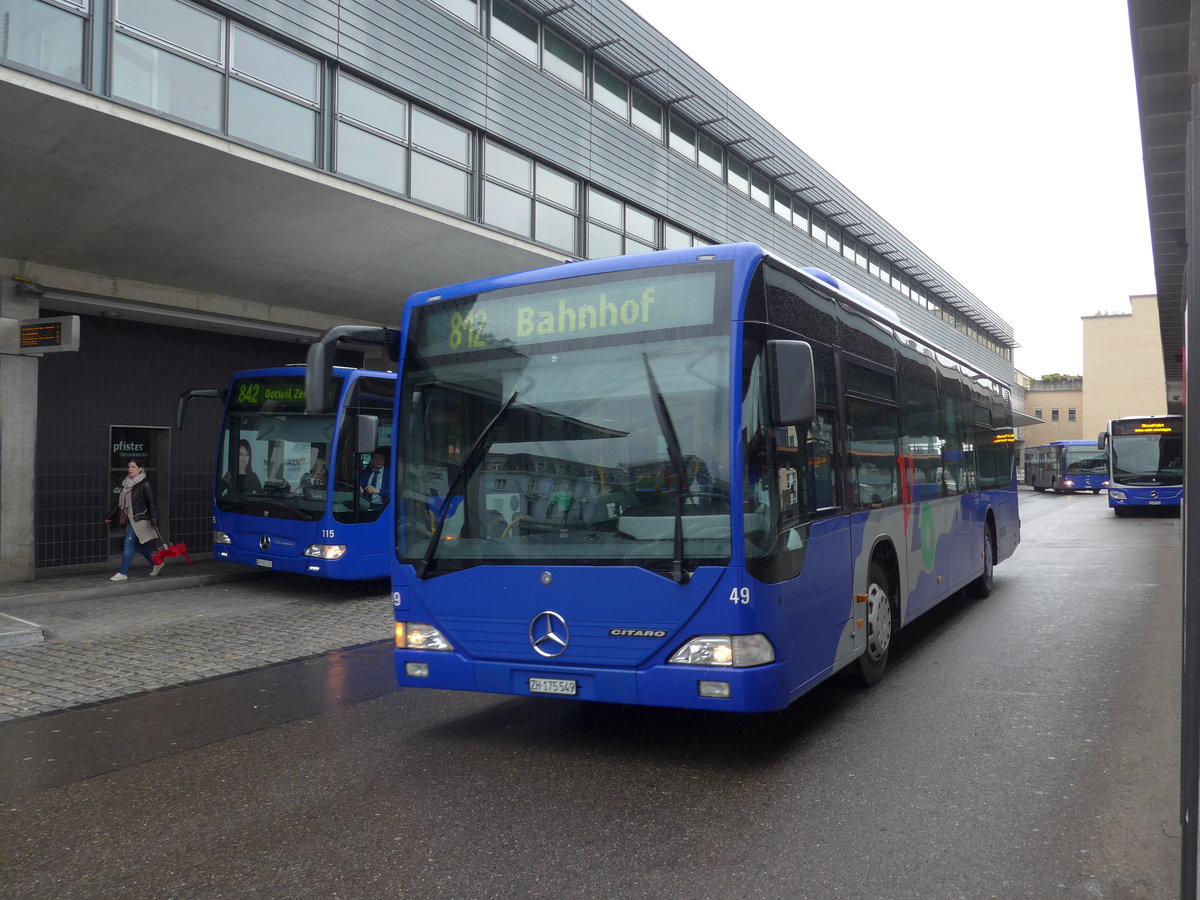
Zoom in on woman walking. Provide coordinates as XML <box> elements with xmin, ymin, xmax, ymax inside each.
<box><xmin>105</xmin><ymin>458</ymin><xmax>163</xmax><ymax>581</ymax></box>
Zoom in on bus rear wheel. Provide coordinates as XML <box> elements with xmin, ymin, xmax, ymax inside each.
<box><xmin>856</xmin><ymin>560</ymin><xmax>894</xmax><ymax>686</ymax></box>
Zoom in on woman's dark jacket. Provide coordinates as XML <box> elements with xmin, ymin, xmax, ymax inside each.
<box><xmin>107</xmin><ymin>480</ymin><xmax>158</xmax><ymax>526</ymax></box>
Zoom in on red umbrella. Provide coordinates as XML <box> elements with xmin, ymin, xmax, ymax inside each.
<box><xmin>151</xmin><ymin>541</ymin><xmax>193</xmax><ymax>566</ymax></box>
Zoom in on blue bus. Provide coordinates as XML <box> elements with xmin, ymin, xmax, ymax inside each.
<box><xmin>180</xmin><ymin>363</ymin><xmax>397</xmax><ymax>578</ymax></box>
<box><xmin>1024</xmin><ymin>440</ymin><xmax>1108</xmax><ymax>493</ymax></box>
<box><xmin>1097</xmin><ymin>415</ymin><xmax>1183</xmax><ymax>516</ymax></box>
<box><xmin>323</xmin><ymin>244</ymin><xmax>1019</xmax><ymax>712</ymax></box>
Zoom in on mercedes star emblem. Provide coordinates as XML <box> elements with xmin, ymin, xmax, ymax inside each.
<box><xmin>529</xmin><ymin>611</ymin><xmax>569</xmax><ymax>657</ymax></box>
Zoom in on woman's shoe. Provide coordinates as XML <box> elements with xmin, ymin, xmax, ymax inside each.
<box><xmin>150</xmin><ymin>564</ymin><xmax>164</xmax><ymax>576</ymax></box>
<box><xmin>109</xmin><ymin>573</ymin><xmax>128</xmax><ymax>582</ymax></box>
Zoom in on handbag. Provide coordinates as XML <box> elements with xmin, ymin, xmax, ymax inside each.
<box><xmin>118</xmin><ymin>510</ymin><xmax>127</xmax><ymax>526</ymax></box>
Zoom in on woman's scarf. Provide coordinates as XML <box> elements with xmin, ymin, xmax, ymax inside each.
<box><xmin>119</xmin><ymin>471</ymin><xmax>146</xmax><ymax>505</ymax></box>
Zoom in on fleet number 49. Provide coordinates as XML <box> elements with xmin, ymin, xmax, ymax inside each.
<box><xmin>729</xmin><ymin>587</ymin><xmax>751</xmax><ymax>605</ymax></box>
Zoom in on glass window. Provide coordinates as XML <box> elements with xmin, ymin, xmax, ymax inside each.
<box><xmin>848</xmin><ymin>399</ymin><xmax>900</xmax><ymax>509</ymax></box>
<box><xmin>543</xmin><ymin>29</ymin><xmax>583</xmax><ymax>91</ymax></box>
<box><xmin>535</xmin><ymin>164</ymin><xmax>576</xmax><ymax>210</ymax></box>
<box><xmin>698</xmin><ymin>133</ymin><xmax>722</xmax><ymax>177</ymax></box>
<box><xmin>486</xmin><ymin>141</ymin><xmax>533</xmax><ymax>190</ymax></box>
<box><xmin>336</xmin><ymin>122</ymin><xmax>408</xmax><ymax>194</ymax></box>
<box><xmin>115</xmin><ymin>0</ymin><xmax>223</xmax><ymax>63</ymax></box>
<box><xmin>2</xmin><ymin>0</ymin><xmax>87</xmax><ymax>82</ymax></box>
<box><xmin>427</xmin><ymin>0</ymin><xmax>477</xmax><ymax>26</ymax></box>
<box><xmin>811</xmin><ymin>212</ymin><xmax>827</xmax><ymax>244</ymax></box>
<box><xmin>669</xmin><ymin>115</ymin><xmax>696</xmax><ymax>160</ymax></box>
<box><xmin>631</xmin><ymin>89</ymin><xmax>662</xmax><ymax>140</ymax></box>
<box><xmin>534</xmin><ymin>202</ymin><xmax>576</xmax><ymax>253</ymax></box>
<box><xmin>587</xmin><ymin>222</ymin><xmax>622</xmax><ymax>259</ymax></box>
<box><xmin>228</xmin><ymin>79</ymin><xmax>317</xmax><ymax>162</ymax></box>
<box><xmin>593</xmin><ymin>63</ymin><xmax>628</xmax><ymax>119</ymax></box>
<box><xmin>726</xmin><ymin>155</ymin><xmax>749</xmax><ymax>194</ymax></box>
<box><xmin>484</xmin><ymin>181</ymin><xmax>532</xmax><ymax>238</ymax></box>
<box><xmin>825</xmin><ymin>223</ymin><xmax>840</xmax><ymax>253</ymax></box>
<box><xmin>792</xmin><ymin>201</ymin><xmax>809</xmax><ymax>233</ymax></box>
<box><xmin>1051</xmin><ymin>409</ymin><xmax>1060</xmax><ymax>422</ymax></box>
<box><xmin>231</xmin><ymin>26</ymin><xmax>319</xmax><ymax>103</ymax></box>
<box><xmin>772</xmin><ymin>187</ymin><xmax>792</xmax><ymax>221</ymax></box>
<box><xmin>491</xmin><ymin>0</ymin><xmax>538</xmax><ymax>64</ymax></box>
<box><xmin>1034</xmin><ymin>408</ymin><xmax>1042</xmax><ymax>419</ymax></box>
<box><xmin>1068</xmin><ymin>408</ymin><xmax>1077</xmax><ymax>422</ymax></box>
<box><xmin>662</xmin><ymin>222</ymin><xmax>692</xmax><ymax>250</ymax></box>
<box><xmin>625</xmin><ymin>206</ymin><xmax>655</xmax><ymax>244</ymax></box>
<box><xmin>112</xmin><ymin>32</ymin><xmax>223</xmax><ymax>129</ymax></box>
<box><xmin>587</xmin><ymin>188</ymin><xmax>622</xmax><ymax>228</ymax></box>
<box><xmin>338</xmin><ymin>74</ymin><xmax>407</xmax><ymax>140</ymax></box>
<box><xmin>412</xmin><ymin>108</ymin><xmax>470</xmax><ymax>163</ymax></box>
<box><xmin>750</xmin><ymin>171</ymin><xmax>770</xmax><ymax>207</ymax></box>
<box><xmin>411</xmin><ymin>153</ymin><xmax>470</xmax><ymax>215</ymax></box>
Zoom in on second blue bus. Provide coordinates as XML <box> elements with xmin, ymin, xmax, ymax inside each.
<box><xmin>183</xmin><ymin>365</ymin><xmax>396</xmax><ymax>578</ymax></box>
<box><xmin>1024</xmin><ymin>439</ymin><xmax>1108</xmax><ymax>493</ymax></box>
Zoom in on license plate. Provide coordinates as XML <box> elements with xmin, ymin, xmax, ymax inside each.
<box><xmin>529</xmin><ymin>677</ymin><xmax>577</xmax><ymax>696</ymax></box>
<box><xmin>1149</xmin><ymin>501</ymin><xmax>1162</xmax><ymax>505</ymax></box>
<box><xmin>256</xmin><ymin>559</ymin><xmax>274</xmax><ymax>568</ymax></box>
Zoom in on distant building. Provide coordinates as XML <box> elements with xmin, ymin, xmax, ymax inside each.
<box><xmin>1081</xmin><ymin>296</ymin><xmax>1168</xmax><ymax>438</ymax></box>
<box><xmin>1022</xmin><ymin>377</ymin><xmax>1084</xmax><ymax>446</ymax></box>
<box><xmin>1015</xmin><ymin>293</ymin><xmax>1167</xmax><ymax>453</ymax></box>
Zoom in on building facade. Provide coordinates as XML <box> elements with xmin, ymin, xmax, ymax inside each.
<box><xmin>1081</xmin><ymin>294</ymin><xmax>1168</xmax><ymax>438</ymax></box>
<box><xmin>1021</xmin><ymin>377</ymin><xmax>1084</xmax><ymax>447</ymax></box>
<box><xmin>0</xmin><ymin>0</ymin><xmax>1018</xmax><ymax>580</ymax></box>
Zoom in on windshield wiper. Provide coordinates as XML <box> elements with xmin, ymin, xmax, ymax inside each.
<box><xmin>417</xmin><ymin>391</ymin><xmax>520</xmax><ymax>579</ymax></box>
<box><xmin>642</xmin><ymin>354</ymin><xmax>691</xmax><ymax>585</ymax></box>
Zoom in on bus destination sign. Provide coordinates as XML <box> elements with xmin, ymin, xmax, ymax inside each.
<box><xmin>228</xmin><ymin>376</ymin><xmax>340</xmax><ymax>413</ymax></box>
<box><xmin>1112</xmin><ymin>420</ymin><xmax>1178</xmax><ymax>436</ymax></box>
<box><xmin>416</xmin><ymin>268</ymin><xmax>719</xmax><ymax>357</ymax></box>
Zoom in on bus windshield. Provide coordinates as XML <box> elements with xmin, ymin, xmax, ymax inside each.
<box><xmin>398</xmin><ymin>266</ymin><xmax>732</xmax><ymax>574</ymax></box>
<box><xmin>216</xmin><ymin>374</ymin><xmax>340</xmax><ymax>522</ymax></box>
<box><xmin>1111</xmin><ymin>432</ymin><xmax>1183</xmax><ymax>484</ymax></box>
<box><xmin>1064</xmin><ymin>445</ymin><xmax>1107</xmax><ymax>475</ymax></box>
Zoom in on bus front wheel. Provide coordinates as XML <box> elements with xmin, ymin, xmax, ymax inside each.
<box><xmin>856</xmin><ymin>560</ymin><xmax>895</xmax><ymax>686</ymax></box>
<box><xmin>967</xmin><ymin>527</ymin><xmax>994</xmax><ymax>599</ymax></box>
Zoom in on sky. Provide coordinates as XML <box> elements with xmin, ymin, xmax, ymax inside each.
<box><xmin>622</xmin><ymin>0</ymin><xmax>1155</xmax><ymax>379</ymax></box>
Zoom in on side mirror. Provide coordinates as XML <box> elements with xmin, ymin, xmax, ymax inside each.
<box><xmin>1097</xmin><ymin>432</ymin><xmax>1108</xmax><ymax>450</ymax></box>
<box><xmin>767</xmin><ymin>340</ymin><xmax>816</xmax><ymax>426</ymax></box>
<box><xmin>305</xmin><ymin>341</ymin><xmax>332</xmax><ymax>415</ymax></box>
<box><xmin>357</xmin><ymin>415</ymin><xmax>379</xmax><ymax>455</ymax></box>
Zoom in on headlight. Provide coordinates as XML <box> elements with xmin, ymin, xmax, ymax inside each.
<box><xmin>1062</xmin><ymin>479</ymin><xmax>1074</xmax><ymax>488</ymax></box>
<box><xmin>213</xmin><ymin>531</ymin><xmax>232</xmax><ymax>544</ymax></box>
<box><xmin>303</xmin><ymin>544</ymin><xmax>347</xmax><ymax>560</ymax></box>
<box><xmin>1108</xmin><ymin>490</ymin><xmax>1126</xmax><ymax>500</ymax></box>
<box><xmin>397</xmin><ymin>622</ymin><xmax>454</xmax><ymax>651</ymax></box>
<box><xmin>668</xmin><ymin>634</ymin><xmax>775</xmax><ymax>667</ymax></box>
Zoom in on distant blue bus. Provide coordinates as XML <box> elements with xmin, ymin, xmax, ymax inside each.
<box><xmin>1023</xmin><ymin>440</ymin><xmax>1108</xmax><ymax>493</ymax></box>
<box><xmin>338</xmin><ymin>243</ymin><xmax>1021</xmax><ymax>713</ymax></box>
<box><xmin>1097</xmin><ymin>415</ymin><xmax>1183</xmax><ymax>515</ymax></box>
<box><xmin>182</xmin><ymin>365</ymin><xmax>396</xmax><ymax>578</ymax></box>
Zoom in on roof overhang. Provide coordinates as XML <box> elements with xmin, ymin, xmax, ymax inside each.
<box><xmin>0</xmin><ymin>67</ymin><xmax>563</xmax><ymax>332</ymax></box>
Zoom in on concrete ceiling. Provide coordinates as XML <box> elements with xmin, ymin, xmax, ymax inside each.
<box><xmin>0</xmin><ymin>70</ymin><xmax>563</xmax><ymax>335</ymax></box>
<box><xmin>1127</xmin><ymin>0</ymin><xmax>1191</xmax><ymax>409</ymax></box>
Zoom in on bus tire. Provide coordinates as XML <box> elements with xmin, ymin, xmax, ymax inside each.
<box><xmin>855</xmin><ymin>559</ymin><xmax>895</xmax><ymax>687</ymax></box>
<box><xmin>967</xmin><ymin>526</ymin><xmax>994</xmax><ymax>599</ymax></box>
<box><xmin>1114</xmin><ymin>507</ymin><xmax>1129</xmax><ymax>518</ymax></box>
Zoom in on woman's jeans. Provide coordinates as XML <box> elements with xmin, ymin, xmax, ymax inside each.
<box><xmin>118</xmin><ymin>524</ymin><xmax>155</xmax><ymax>575</ymax></box>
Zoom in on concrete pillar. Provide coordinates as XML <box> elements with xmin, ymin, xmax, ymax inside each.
<box><xmin>0</xmin><ymin>272</ymin><xmax>39</xmax><ymax>581</ymax></box>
